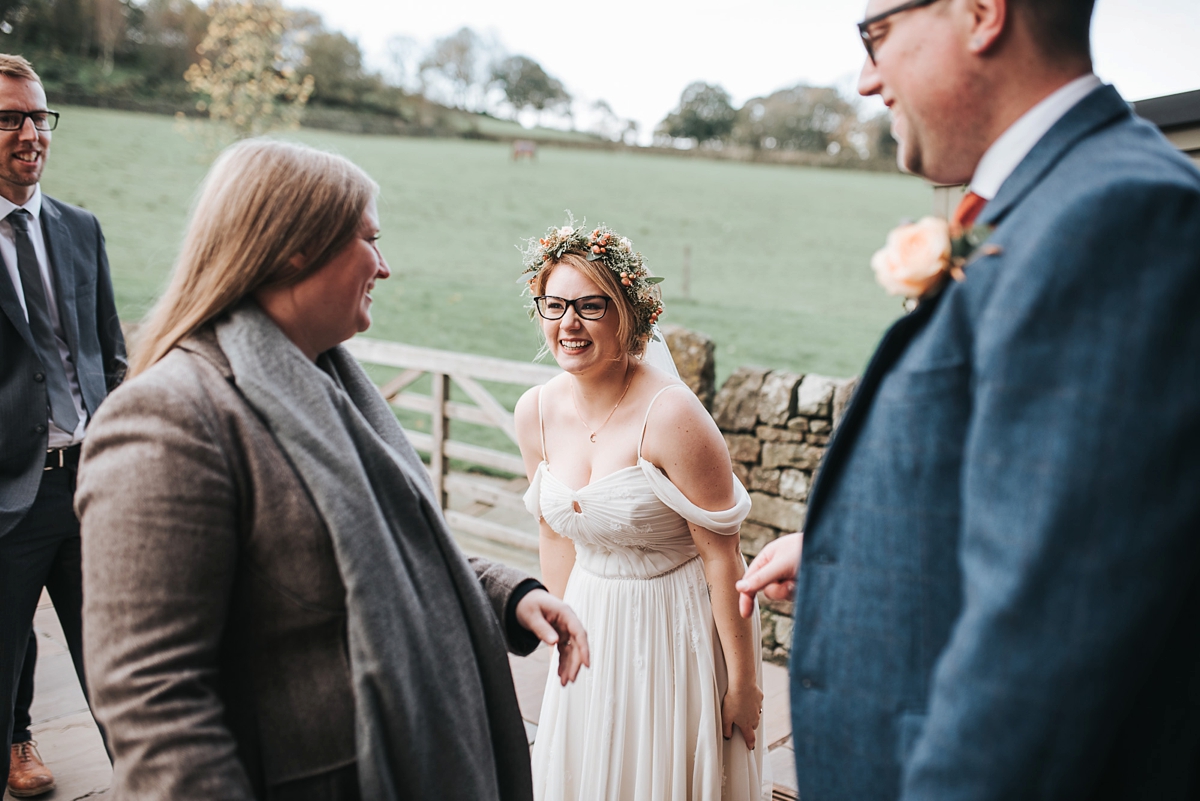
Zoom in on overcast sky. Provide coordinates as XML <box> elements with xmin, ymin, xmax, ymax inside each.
<box><xmin>282</xmin><ymin>0</ymin><xmax>1199</xmax><ymax>141</ymax></box>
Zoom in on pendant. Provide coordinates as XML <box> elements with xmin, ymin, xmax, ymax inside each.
<box><xmin>589</xmin><ymin>433</ymin><xmax>597</xmax><ymax>443</ymax></box>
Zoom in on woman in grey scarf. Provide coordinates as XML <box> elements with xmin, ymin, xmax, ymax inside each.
<box><xmin>75</xmin><ymin>139</ymin><xmax>589</xmax><ymax>801</ymax></box>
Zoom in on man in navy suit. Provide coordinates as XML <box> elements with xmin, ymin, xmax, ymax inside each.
<box><xmin>0</xmin><ymin>54</ymin><xmax>124</xmax><ymax>794</ymax></box>
<box><xmin>738</xmin><ymin>0</ymin><xmax>1200</xmax><ymax>798</ymax></box>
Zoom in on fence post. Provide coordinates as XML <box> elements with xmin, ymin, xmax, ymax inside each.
<box><xmin>431</xmin><ymin>373</ymin><xmax>450</xmax><ymax>509</ymax></box>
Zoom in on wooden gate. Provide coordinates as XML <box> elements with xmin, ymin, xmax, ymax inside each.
<box><xmin>344</xmin><ymin>337</ymin><xmax>560</xmax><ymax>553</ymax></box>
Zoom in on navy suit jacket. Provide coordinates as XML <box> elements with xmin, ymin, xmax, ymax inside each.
<box><xmin>791</xmin><ymin>85</ymin><xmax>1200</xmax><ymax>800</ymax></box>
<box><xmin>0</xmin><ymin>195</ymin><xmax>125</xmax><ymax>538</ymax></box>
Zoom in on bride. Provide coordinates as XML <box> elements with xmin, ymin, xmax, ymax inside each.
<box><xmin>514</xmin><ymin>222</ymin><xmax>768</xmax><ymax>801</ymax></box>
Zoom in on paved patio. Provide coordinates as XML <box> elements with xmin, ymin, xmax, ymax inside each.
<box><xmin>4</xmin><ymin>592</ymin><xmax>111</xmax><ymax>801</ymax></box>
<box><xmin>11</xmin><ymin>568</ymin><xmax>797</xmax><ymax>800</ymax></box>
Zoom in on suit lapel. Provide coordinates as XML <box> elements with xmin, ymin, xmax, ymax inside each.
<box><xmin>804</xmin><ymin>85</ymin><xmax>1131</xmax><ymax>536</ymax></box>
<box><xmin>804</xmin><ymin>292</ymin><xmax>944</xmax><ymax>534</ymax></box>
<box><xmin>980</xmin><ymin>84</ymin><xmax>1129</xmax><ymax>228</ymax></box>
<box><xmin>39</xmin><ymin>198</ymin><xmax>83</xmax><ymax>375</ymax></box>
<box><xmin>0</xmin><ymin>242</ymin><xmax>35</xmax><ymax>351</ymax></box>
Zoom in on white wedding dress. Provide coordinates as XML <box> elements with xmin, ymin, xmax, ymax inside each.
<box><xmin>525</xmin><ymin>385</ymin><xmax>770</xmax><ymax>801</ymax></box>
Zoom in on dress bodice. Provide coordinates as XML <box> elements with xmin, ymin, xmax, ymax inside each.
<box><xmin>524</xmin><ymin>385</ymin><xmax>751</xmax><ymax>579</ymax></box>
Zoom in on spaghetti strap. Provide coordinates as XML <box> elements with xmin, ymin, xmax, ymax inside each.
<box><xmin>536</xmin><ymin>385</ymin><xmax>548</xmax><ymax>463</ymax></box>
<box><xmin>638</xmin><ymin>384</ymin><xmax>688</xmax><ymax>460</ymax></box>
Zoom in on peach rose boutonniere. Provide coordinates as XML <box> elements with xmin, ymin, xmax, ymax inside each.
<box><xmin>871</xmin><ymin>217</ymin><xmax>1001</xmax><ymax>308</ymax></box>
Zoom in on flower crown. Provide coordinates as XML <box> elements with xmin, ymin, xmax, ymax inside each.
<box><xmin>520</xmin><ymin>215</ymin><xmax>665</xmax><ymax>340</ymax></box>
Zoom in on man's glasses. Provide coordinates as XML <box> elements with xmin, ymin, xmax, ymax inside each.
<box><xmin>858</xmin><ymin>0</ymin><xmax>943</xmax><ymax>64</ymax></box>
<box><xmin>0</xmin><ymin>110</ymin><xmax>59</xmax><ymax>131</ymax></box>
<box><xmin>534</xmin><ymin>295</ymin><xmax>610</xmax><ymax>321</ymax></box>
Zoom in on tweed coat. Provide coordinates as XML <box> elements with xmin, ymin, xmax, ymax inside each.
<box><xmin>790</xmin><ymin>85</ymin><xmax>1200</xmax><ymax>800</ymax></box>
<box><xmin>76</xmin><ymin>327</ymin><xmax>541</xmax><ymax>800</ymax></box>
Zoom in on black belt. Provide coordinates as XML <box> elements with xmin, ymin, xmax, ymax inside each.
<box><xmin>44</xmin><ymin>443</ymin><xmax>82</xmax><ymax>471</ymax></box>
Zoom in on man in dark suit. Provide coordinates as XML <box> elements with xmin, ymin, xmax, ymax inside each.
<box><xmin>0</xmin><ymin>54</ymin><xmax>125</xmax><ymax>795</ymax></box>
<box><xmin>737</xmin><ymin>0</ymin><xmax>1200</xmax><ymax>798</ymax></box>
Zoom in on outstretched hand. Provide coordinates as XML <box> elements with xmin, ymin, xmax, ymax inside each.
<box><xmin>515</xmin><ymin>589</ymin><xmax>591</xmax><ymax>685</ymax></box>
<box><xmin>735</xmin><ymin>532</ymin><xmax>803</xmax><ymax>618</ymax></box>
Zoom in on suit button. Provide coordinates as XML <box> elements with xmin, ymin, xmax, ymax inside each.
<box><xmin>34</xmin><ymin>424</ymin><xmax>46</xmax><ymax>434</ymax></box>
<box><xmin>33</xmin><ymin>372</ymin><xmax>44</xmax><ymax>382</ymax></box>
<box><xmin>800</xmin><ymin>678</ymin><xmax>814</xmax><ymax>689</ymax></box>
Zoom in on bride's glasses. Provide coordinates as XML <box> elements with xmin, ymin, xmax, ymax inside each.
<box><xmin>534</xmin><ymin>295</ymin><xmax>610</xmax><ymax>320</ymax></box>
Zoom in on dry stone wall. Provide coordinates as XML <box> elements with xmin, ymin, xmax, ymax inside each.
<box><xmin>712</xmin><ymin>366</ymin><xmax>858</xmax><ymax>665</ymax></box>
<box><xmin>661</xmin><ymin>324</ymin><xmax>717</xmax><ymax>411</ymax></box>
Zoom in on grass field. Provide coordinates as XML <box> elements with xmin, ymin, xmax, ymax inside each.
<box><xmin>42</xmin><ymin>105</ymin><xmax>930</xmax><ymax>385</ymax></box>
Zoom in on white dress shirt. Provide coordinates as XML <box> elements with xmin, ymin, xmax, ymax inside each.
<box><xmin>970</xmin><ymin>73</ymin><xmax>1104</xmax><ymax>201</ymax></box>
<box><xmin>0</xmin><ymin>185</ymin><xmax>88</xmax><ymax>447</ymax></box>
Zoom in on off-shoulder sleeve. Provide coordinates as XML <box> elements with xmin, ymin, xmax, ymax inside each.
<box><xmin>637</xmin><ymin>458</ymin><xmax>751</xmax><ymax>535</ymax></box>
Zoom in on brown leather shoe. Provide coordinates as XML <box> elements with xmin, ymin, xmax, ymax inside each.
<box><xmin>7</xmin><ymin>741</ymin><xmax>56</xmax><ymax>797</ymax></box>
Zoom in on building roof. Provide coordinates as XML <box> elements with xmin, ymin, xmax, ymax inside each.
<box><xmin>1132</xmin><ymin>89</ymin><xmax>1200</xmax><ymax>131</ymax></box>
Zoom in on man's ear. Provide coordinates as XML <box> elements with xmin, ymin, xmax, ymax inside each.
<box><xmin>288</xmin><ymin>252</ymin><xmax>307</xmax><ymax>271</ymax></box>
<box><xmin>966</xmin><ymin>0</ymin><xmax>1007</xmax><ymax>55</ymax></box>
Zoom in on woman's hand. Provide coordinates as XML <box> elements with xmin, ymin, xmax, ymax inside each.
<box><xmin>736</xmin><ymin>532</ymin><xmax>803</xmax><ymax>618</ymax></box>
<box><xmin>515</xmin><ymin>589</ymin><xmax>591</xmax><ymax>685</ymax></box>
<box><xmin>722</xmin><ymin>681</ymin><xmax>765</xmax><ymax>750</ymax></box>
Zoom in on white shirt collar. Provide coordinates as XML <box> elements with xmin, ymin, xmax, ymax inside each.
<box><xmin>970</xmin><ymin>74</ymin><xmax>1103</xmax><ymax>201</ymax></box>
<box><xmin>0</xmin><ymin>184</ymin><xmax>43</xmax><ymax>222</ymax></box>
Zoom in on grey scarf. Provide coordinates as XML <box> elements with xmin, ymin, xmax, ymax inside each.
<box><xmin>215</xmin><ymin>302</ymin><xmax>531</xmax><ymax>800</ymax></box>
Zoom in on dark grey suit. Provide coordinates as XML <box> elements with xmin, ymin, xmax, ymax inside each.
<box><xmin>0</xmin><ymin>193</ymin><xmax>125</xmax><ymax>778</ymax></box>
<box><xmin>0</xmin><ymin>194</ymin><xmax>125</xmax><ymax>534</ymax></box>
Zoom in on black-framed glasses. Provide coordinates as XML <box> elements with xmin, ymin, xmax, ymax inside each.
<box><xmin>534</xmin><ymin>295</ymin><xmax>610</xmax><ymax>321</ymax></box>
<box><xmin>0</xmin><ymin>110</ymin><xmax>59</xmax><ymax>132</ymax></box>
<box><xmin>858</xmin><ymin>0</ymin><xmax>943</xmax><ymax>64</ymax></box>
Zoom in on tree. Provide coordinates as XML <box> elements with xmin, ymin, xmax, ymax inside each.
<box><xmin>419</xmin><ymin>26</ymin><xmax>482</xmax><ymax>110</ymax></box>
<box><xmin>2</xmin><ymin>0</ymin><xmax>97</xmax><ymax>61</ymax></box>
<box><xmin>303</xmin><ymin>29</ymin><xmax>378</xmax><ymax>107</ymax></box>
<box><xmin>731</xmin><ymin>84</ymin><xmax>857</xmax><ymax>153</ymax></box>
<box><xmin>137</xmin><ymin>0</ymin><xmax>210</xmax><ymax>90</ymax></box>
<box><xmin>589</xmin><ymin>98</ymin><xmax>618</xmax><ymax>140</ymax></box>
<box><xmin>622</xmin><ymin>119</ymin><xmax>639</xmax><ymax>146</ymax></box>
<box><xmin>490</xmin><ymin>54</ymin><xmax>570</xmax><ymax>121</ymax></box>
<box><xmin>90</xmin><ymin>0</ymin><xmax>127</xmax><ymax>73</ymax></box>
<box><xmin>183</xmin><ymin>0</ymin><xmax>314</xmax><ymax>138</ymax></box>
<box><xmin>384</xmin><ymin>33</ymin><xmax>418</xmax><ymax>91</ymax></box>
<box><xmin>866</xmin><ymin>111</ymin><xmax>898</xmax><ymax>162</ymax></box>
<box><xmin>658</xmin><ymin>81</ymin><xmax>736</xmax><ymax>144</ymax></box>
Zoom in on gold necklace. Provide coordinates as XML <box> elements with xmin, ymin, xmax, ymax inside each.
<box><xmin>571</xmin><ymin>362</ymin><xmax>634</xmax><ymax>443</ymax></box>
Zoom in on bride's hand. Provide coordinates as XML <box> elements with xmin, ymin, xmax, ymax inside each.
<box><xmin>721</xmin><ymin>681</ymin><xmax>764</xmax><ymax>750</ymax></box>
<box><xmin>515</xmin><ymin>588</ymin><xmax>591</xmax><ymax>685</ymax></box>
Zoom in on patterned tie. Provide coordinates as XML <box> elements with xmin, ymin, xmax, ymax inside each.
<box><xmin>952</xmin><ymin>191</ymin><xmax>988</xmax><ymax>230</ymax></box>
<box><xmin>10</xmin><ymin>209</ymin><xmax>79</xmax><ymax>433</ymax></box>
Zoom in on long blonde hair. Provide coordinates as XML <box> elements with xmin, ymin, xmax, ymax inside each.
<box><xmin>129</xmin><ymin>138</ymin><xmax>379</xmax><ymax>377</ymax></box>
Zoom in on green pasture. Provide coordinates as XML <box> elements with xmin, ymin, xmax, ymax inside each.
<box><xmin>43</xmin><ymin>105</ymin><xmax>929</xmax><ymax>386</ymax></box>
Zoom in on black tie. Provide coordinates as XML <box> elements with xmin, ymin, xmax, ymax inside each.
<box><xmin>10</xmin><ymin>209</ymin><xmax>79</xmax><ymax>434</ymax></box>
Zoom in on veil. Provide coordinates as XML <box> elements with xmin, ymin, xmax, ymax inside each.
<box><xmin>641</xmin><ymin>325</ymin><xmax>680</xmax><ymax>379</ymax></box>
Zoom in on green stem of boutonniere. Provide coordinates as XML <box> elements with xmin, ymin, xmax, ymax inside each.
<box><xmin>949</xmin><ymin>223</ymin><xmax>996</xmax><ymax>262</ymax></box>
<box><xmin>946</xmin><ymin>224</ymin><xmax>1002</xmax><ymax>285</ymax></box>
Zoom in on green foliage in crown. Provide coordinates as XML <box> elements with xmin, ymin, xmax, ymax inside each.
<box><xmin>520</xmin><ymin>214</ymin><xmax>665</xmax><ymax>340</ymax></box>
